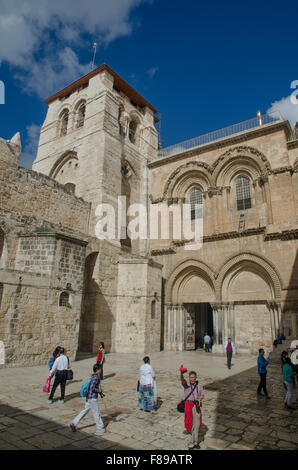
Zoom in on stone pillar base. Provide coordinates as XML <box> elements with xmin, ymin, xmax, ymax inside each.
<box><xmin>212</xmin><ymin>344</ymin><xmax>225</xmax><ymax>354</ymax></box>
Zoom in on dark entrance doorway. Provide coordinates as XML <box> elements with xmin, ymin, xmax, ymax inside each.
<box><xmin>184</xmin><ymin>303</ymin><xmax>214</xmax><ymax>349</ymax></box>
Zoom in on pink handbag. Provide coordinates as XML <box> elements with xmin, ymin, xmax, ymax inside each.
<box><xmin>43</xmin><ymin>377</ymin><xmax>51</xmax><ymax>393</ymax></box>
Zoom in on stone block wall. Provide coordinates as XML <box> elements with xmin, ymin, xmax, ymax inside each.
<box><xmin>115</xmin><ymin>258</ymin><xmax>162</xmax><ymax>353</ymax></box>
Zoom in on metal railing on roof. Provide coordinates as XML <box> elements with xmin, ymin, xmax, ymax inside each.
<box><xmin>157</xmin><ymin>111</ymin><xmax>283</xmax><ymax>158</ymax></box>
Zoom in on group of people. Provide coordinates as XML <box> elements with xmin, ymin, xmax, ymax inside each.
<box><xmin>44</xmin><ymin>338</ymin><xmax>296</xmax><ymax>447</ymax></box>
<box><xmin>257</xmin><ymin>346</ymin><xmax>296</xmax><ymax>410</ymax></box>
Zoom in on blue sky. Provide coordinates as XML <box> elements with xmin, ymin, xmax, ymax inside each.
<box><xmin>0</xmin><ymin>0</ymin><xmax>297</xmax><ymax>168</ymax></box>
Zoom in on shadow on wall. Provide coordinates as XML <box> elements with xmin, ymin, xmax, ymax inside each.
<box><xmin>283</xmin><ymin>247</ymin><xmax>298</xmax><ymax>338</ymax></box>
<box><xmin>78</xmin><ymin>252</ymin><xmax>114</xmax><ymax>354</ymax></box>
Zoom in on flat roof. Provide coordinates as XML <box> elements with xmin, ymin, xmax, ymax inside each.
<box><xmin>44</xmin><ymin>63</ymin><xmax>158</xmax><ymax>114</ymax></box>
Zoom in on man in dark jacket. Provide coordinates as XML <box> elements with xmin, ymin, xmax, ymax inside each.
<box><xmin>257</xmin><ymin>349</ymin><xmax>271</xmax><ymax>399</ymax></box>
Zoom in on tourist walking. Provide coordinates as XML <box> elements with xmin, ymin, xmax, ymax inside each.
<box><xmin>97</xmin><ymin>342</ymin><xmax>105</xmax><ymax>380</ymax></box>
<box><xmin>203</xmin><ymin>333</ymin><xmax>211</xmax><ymax>352</ymax></box>
<box><xmin>283</xmin><ymin>357</ymin><xmax>296</xmax><ymax>410</ymax></box>
<box><xmin>48</xmin><ymin>347</ymin><xmax>69</xmax><ymax>404</ymax></box>
<box><xmin>70</xmin><ymin>363</ymin><xmax>106</xmax><ymax>435</ymax></box>
<box><xmin>180</xmin><ymin>370</ymin><xmax>204</xmax><ymax>450</ymax></box>
<box><xmin>138</xmin><ymin>357</ymin><xmax>157</xmax><ymax>413</ymax></box>
<box><xmin>257</xmin><ymin>348</ymin><xmax>271</xmax><ymax>399</ymax></box>
<box><xmin>224</xmin><ymin>337</ymin><xmax>234</xmax><ymax>369</ymax></box>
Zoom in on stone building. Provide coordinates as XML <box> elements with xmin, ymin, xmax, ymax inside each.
<box><xmin>0</xmin><ymin>64</ymin><xmax>297</xmax><ymax>366</ymax></box>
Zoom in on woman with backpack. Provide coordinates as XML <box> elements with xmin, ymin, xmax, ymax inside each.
<box><xmin>70</xmin><ymin>363</ymin><xmax>106</xmax><ymax>435</ymax></box>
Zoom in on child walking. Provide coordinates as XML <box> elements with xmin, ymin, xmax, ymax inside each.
<box><xmin>70</xmin><ymin>363</ymin><xmax>106</xmax><ymax>435</ymax></box>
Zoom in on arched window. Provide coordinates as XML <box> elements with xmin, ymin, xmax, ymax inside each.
<box><xmin>129</xmin><ymin>119</ymin><xmax>138</xmax><ymax>144</ymax></box>
<box><xmin>59</xmin><ymin>292</ymin><xmax>69</xmax><ymax>307</ymax></box>
<box><xmin>236</xmin><ymin>175</ymin><xmax>252</xmax><ymax>211</ymax></box>
<box><xmin>76</xmin><ymin>102</ymin><xmax>86</xmax><ymax>128</ymax></box>
<box><xmin>151</xmin><ymin>300</ymin><xmax>156</xmax><ymax>319</ymax></box>
<box><xmin>64</xmin><ymin>183</ymin><xmax>76</xmax><ymax>195</ymax></box>
<box><xmin>60</xmin><ymin>110</ymin><xmax>69</xmax><ymax>136</ymax></box>
<box><xmin>190</xmin><ymin>188</ymin><xmax>203</xmax><ymax>220</ymax></box>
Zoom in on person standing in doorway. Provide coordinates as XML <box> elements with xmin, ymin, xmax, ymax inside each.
<box><xmin>48</xmin><ymin>347</ymin><xmax>69</xmax><ymax>404</ymax></box>
<box><xmin>70</xmin><ymin>363</ymin><xmax>106</xmax><ymax>434</ymax></box>
<box><xmin>97</xmin><ymin>342</ymin><xmax>105</xmax><ymax>381</ymax></box>
<box><xmin>257</xmin><ymin>348</ymin><xmax>271</xmax><ymax>399</ymax></box>
<box><xmin>203</xmin><ymin>333</ymin><xmax>211</xmax><ymax>352</ymax></box>
<box><xmin>224</xmin><ymin>337</ymin><xmax>234</xmax><ymax>369</ymax></box>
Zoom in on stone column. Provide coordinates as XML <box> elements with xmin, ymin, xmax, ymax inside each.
<box><xmin>222</xmin><ymin>303</ymin><xmax>229</xmax><ymax>345</ymax></box>
<box><xmin>276</xmin><ymin>303</ymin><xmax>282</xmax><ymax>334</ymax></box>
<box><xmin>211</xmin><ymin>304</ymin><xmax>218</xmax><ymax>344</ymax></box>
<box><xmin>267</xmin><ymin>301</ymin><xmax>276</xmax><ymax>342</ymax></box>
<box><xmin>229</xmin><ymin>302</ymin><xmax>236</xmax><ymax>344</ymax></box>
<box><xmin>211</xmin><ymin>303</ymin><xmax>224</xmax><ymax>353</ymax></box>
<box><xmin>217</xmin><ymin>305</ymin><xmax>223</xmax><ymax>346</ymax></box>
<box><xmin>178</xmin><ymin>304</ymin><xmax>184</xmax><ymax>351</ymax></box>
<box><xmin>165</xmin><ymin>304</ymin><xmax>172</xmax><ymax>351</ymax></box>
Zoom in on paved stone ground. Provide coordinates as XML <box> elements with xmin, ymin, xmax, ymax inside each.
<box><xmin>0</xmin><ymin>348</ymin><xmax>297</xmax><ymax>451</ymax></box>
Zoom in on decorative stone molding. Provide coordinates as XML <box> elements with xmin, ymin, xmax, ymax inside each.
<box><xmin>264</xmin><ymin>229</ymin><xmax>298</xmax><ymax>241</ymax></box>
<box><xmin>150</xmin><ymin>248</ymin><xmax>176</xmax><ymax>256</ymax></box>
<box><xmin>212</xmin><ymin>145</ymin><xmax>272</xmax><ymax>173</ymax></box>
<box><xmin>271</xmin><ymin>166</ymin><xmax>293</xmax><ymax>175</ymax></box>
<box><xmin>165</xmin><ymin>258</ymin><xmax>218</xmax><ymax>303</ymax></box>
<box><xmin>160</xmin><ymin>160</ymin><xmax>213</xmax><ymax>201</ymax></box>
<box><xmin>217</xmin><ymin>251</ymin><xmax>283</xmax><ymax>300</ymax></box>
<box><xmin>49</xmin><ymin>150</ymin><xmax>78</xmax><ymax>179</ymax></box>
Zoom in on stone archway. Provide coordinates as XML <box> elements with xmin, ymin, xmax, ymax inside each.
<box><xmin>218</xmin><ymin>253</ymin><xmax>283</xmax><ymax>354</ymax></box>
<box><xmin>165</xmin><ymin>260</ymin><xmax>217</xmax><ymax>351</ymax></box>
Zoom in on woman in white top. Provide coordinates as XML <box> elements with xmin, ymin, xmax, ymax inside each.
<box><xmin>138</xmin><ymin>356</ymin><xmax>157</xmax><ymax>413</ymax></box>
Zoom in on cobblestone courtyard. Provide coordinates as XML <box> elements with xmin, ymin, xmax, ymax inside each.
<box><xmin>0</xmin><ymin>349</ymin><xmax>297</xmax><ymax>451</ymax></box>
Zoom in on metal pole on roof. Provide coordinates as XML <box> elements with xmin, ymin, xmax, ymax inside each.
<box><xmin>91</xmin><ymin>42</ymin><xmax>98</xmax><ymax>70</ymax></box>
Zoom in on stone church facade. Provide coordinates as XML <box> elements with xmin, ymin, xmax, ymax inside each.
<box><xmin>0</xmin><ymin>64</ymin><xmax>297</xmax><ymax>366</ymax></box>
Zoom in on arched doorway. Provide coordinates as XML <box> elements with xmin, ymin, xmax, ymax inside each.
<box><xmin>165</xmin><ymin>260</ymin><xmax>216</xmax><ymax>351</ymax></box>
<box><xmin>220</xmin><ymin>256</ymin><xmax>279</xmax><ymax>353</ymax></box>
<box><xmin>78</xmin><ymin>252</ymin><xmax>99</xmax><ymax>353</ymax></box>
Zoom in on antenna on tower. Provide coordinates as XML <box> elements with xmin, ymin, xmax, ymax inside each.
<box><xmin>91</xmin><ymin>42</ymin><xmax>98</xmax><ymax>70</ymax></box>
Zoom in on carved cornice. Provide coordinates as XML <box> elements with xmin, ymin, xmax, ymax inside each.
<box><xmin>271</xmin><ymin>166</ymin><xmax>293</xmax><ymax>175</ymax></box>
<box><xmin>264</xmin><ymin>229</ymin><xmax>298</xmax><ymax>241</ymax></box>
<box><xmin>150</xmin><ymin>248</ymin><xmax>176</xmax><ymax>256</ymax></box>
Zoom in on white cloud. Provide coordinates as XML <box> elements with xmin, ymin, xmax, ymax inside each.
<box><xmin>267</xmin><ymin>93</ymin><xmax>298</xmax><ymax>128</ymax></box>
<box><xmin>20</xmin><ymin>123</ymin><xmax>41</xmax><ymax>169</ymax></box>
<box><xmin>147</xmin><ymin>66</ymin><xmax>159</xmax><ymax>78</ymax></box>
<box><xmin>0</xmin><ymin>0</ymin><xmax>152</xmax><ymax>97</ymax></box>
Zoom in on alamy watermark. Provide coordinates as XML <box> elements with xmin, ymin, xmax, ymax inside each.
<box><xmin>0</xmin><ymin>81</ymin><xmax>5</xmax><ymax>105</ymax></box>
<box><xmin>94</xmin><ymin>198</ymin><xmax>204</xmax><ymax>250</ymax></box>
